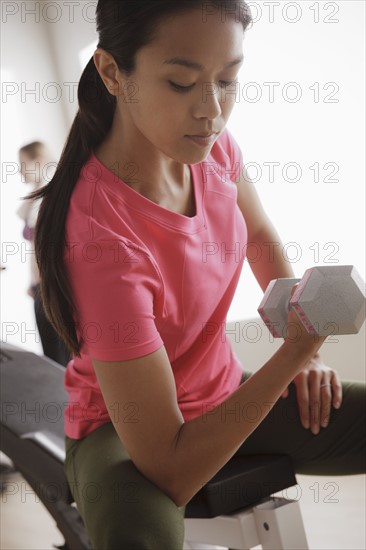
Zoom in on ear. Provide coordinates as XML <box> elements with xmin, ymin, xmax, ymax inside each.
<box><xmin>93</xmin><ymin>48</ymin><xmax>124</xmax><ymax>98</ymax></box>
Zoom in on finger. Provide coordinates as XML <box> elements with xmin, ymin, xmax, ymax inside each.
<box><xmin>294</xmin><ymin>376</ymin><xmax>310</xmax><ymax>429</ymax></box>
<box><xmin>308</xmin><ymin>370</ymin><xmax>322</xmax><ymax>434</ymax></box>
<box><xmin>281</xmin><ymin>387</ymin><xmax>289</xmax><ymax>399</ymax></box>
<box><xmin>319</xmin><ymin>377</ymin><xmax>333</xmax><ymax>429</ymax></box>
<box><xmin>331</xmin><ymin>371</ymin><xmax>343</xmax><ymax>409</ymax></box>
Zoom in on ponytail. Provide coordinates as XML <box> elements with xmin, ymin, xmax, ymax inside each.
<box><xmin>25</xmin><ymin>56</ymin><xmax>116</xmax><ymax>357</ymax></box>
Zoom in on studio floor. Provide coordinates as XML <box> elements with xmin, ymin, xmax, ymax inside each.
<box><xmin>0</xmin><ymin>451</ymin><xmax>365</xmax><ymax>550</ymax></box>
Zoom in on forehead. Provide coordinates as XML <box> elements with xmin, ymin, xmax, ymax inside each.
<box><xmin>137</xmin><ymin>8</ymin><xmax>244</xmax><ymax>71</ymax></box>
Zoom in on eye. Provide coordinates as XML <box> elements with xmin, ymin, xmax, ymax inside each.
<box><xmin>168</xmin><ymin>81</ymin><xmax>194</xmax><ymax>93</ymax></box>
<box><xmin>168</xmin><ymin>80</ymin><xmax>238</xmax><ymax>93</ymax></box>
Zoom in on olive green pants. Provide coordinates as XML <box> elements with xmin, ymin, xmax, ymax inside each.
<box><xmin>64</xmin><ymin>373</ymin><xmax>365</xmax><ymax>549</ymax></box>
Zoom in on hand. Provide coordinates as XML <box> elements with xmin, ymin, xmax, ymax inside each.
<box><xmin>285</xmin><ymin>283</ymin><xmax>327</xmax><ymax>356</ymax></box>
<box><xmin>281</xmin><ymin>353</ymin><xmax>342</xmax><ymax>434</ymax></box>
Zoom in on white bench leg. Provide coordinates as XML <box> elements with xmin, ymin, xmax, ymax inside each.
<box><xmin>184</xmin><ymin>507</ymin><xmax>258</xmax><ymax>550</ymax></box>
<box><xmin>254</xmin><ymin>498</ymin><xmax>309</xmax><ymax>550</ymax></box>
<box><xmin>184</xmin><ymin>497</ymin><xmax>309</xmax><ymax>550</ymax></box>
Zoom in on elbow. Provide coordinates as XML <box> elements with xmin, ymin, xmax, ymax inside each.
<box><xmin>132</xmin><ymin>433</ymin><xmax>195</xmax><ymax>507</ymax></box>
<box><xmin>173</xmin><ymin>493</ymin><xmax>192</xmax><ymax>508</ymax></box>
<box><xmin>165</xmin><ymin>431</ymin><xmax>198</xmax><ymax>508</ymax></box>
<box><xmin>164</xmin><ymin>474</ymin><xmax>196</xmax><ymax>508</ymax></box>
<box><xmin>148</xmin><ymin>468</ymin><xmax>194</xmax><ymax>508</ymax></box>
<box><xmin>167</xmin><ymin>484</ymin><xmax>192</xmax><ymax>509</ymax></box>
<box><xmin>133</xmin><ymin>460</ymin><xmax>188</xmax><ymax>508</ymax></box>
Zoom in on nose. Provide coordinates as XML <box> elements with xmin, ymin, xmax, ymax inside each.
<box><xmin>193</xmin><ymin>82</ymin><xmax>222</xmax><ymax>120</ymax></box>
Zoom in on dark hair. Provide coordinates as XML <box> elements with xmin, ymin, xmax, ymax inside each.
<box><xmin>24</xmin><ymin>0</ymin><xmax>252</xmax><ymax>358</ymax></box>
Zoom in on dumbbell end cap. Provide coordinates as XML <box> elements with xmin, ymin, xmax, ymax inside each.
<box><xmin>289</xmin><ymin>265</ymin><xmax>366</xmax><ymax>336</ymax></box>
<box><xmin>258</xmin><ymin>278</ymin><xmax>301</xmax><ymax>338</ymax></box>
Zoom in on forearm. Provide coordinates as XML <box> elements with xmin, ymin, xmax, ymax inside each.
<box><xmin>248</xmin><ymin>224</ymin><xmax>295</xmax><ymax>291</ymax></box>
<box><xmin>170</xmin><ymin>339</ymin><xmax>322</xmax><ymax>507</ymax></box>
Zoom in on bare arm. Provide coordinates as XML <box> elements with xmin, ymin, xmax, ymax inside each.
<box><xmin>92</xmin><ymin>320</ymin><xmax>324</xmax><ymax>508</ymax></box>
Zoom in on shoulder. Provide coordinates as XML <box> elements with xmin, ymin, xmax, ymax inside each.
<box><xmin>64</xmin><ymin>156</ymin><xmax>158</xmax><ymax>271</ymax></box>
<box><xmin>65</xmin><ymin>154</ymin><xmax>119</xmax><ymax>242</ymax></box>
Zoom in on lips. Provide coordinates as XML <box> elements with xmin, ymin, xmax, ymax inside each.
<box><xmin>189</xmin><ymin>132</ymin><xmax>216</xmax><ymax>137</ymax></box>
<box><xmin>186</xmin><ymin>133</ymin><xmax>217</xmax><ymax>147</ymax></box>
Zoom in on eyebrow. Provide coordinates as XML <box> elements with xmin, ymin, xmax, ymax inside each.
<box><xmin>162</xmin><ymin>55</ymin><xmax>244</xmax><ymax>71</ymax></box>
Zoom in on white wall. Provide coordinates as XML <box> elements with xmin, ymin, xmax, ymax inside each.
<box><xmin>41</xmin><ymin>1</ymin><xmax>99</xmax><ymax>126</ymax></box>
<box><xmin>227</xmin><ymin>0</ymin><xmax>365</xmax><ymax>321</ymax></box>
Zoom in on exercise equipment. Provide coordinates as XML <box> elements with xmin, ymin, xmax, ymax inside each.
<box><xmin>1</xmin><ymin>341</ymin><xmax>312</xmax><ymax>549</ymax></box>
<box><xmin>258</xmin><ymin>265</ymin><xmax>366</xmax><ymax>338</ymax></box>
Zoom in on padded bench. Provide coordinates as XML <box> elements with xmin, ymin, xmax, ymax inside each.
<box><xmin>0</xmin><ymin>341</ymin><xmax>309</xmax><ymax>550</ymax></box>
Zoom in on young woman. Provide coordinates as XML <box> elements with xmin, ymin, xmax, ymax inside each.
<box><xmin>17</xmin><ymin>142</ymin><xmax>70</xmax><ymax>367</ymax></box>
<box><xmin>27</xmin><ymin>1</ymin><xmax>365</xmax><ymax>548</ymax></box>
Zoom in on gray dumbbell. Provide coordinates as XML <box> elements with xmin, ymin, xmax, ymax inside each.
<box><xmin>258</xmin><ymin>265</ymin><xmax>366</xmax><ymax>337</ymax></box>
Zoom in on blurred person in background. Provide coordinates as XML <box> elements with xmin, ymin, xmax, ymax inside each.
<box><xmin>17</xmin><ymin>142</ymin><xmax>71</xmax><ymax>367</ymax></box>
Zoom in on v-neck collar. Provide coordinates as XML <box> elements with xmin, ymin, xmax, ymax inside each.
<box><xmin>88</xmin><ymin>153</ymin><xmax>206</xmax><ymax>234</ymax></box>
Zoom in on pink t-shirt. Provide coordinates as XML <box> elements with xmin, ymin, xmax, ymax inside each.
<box><xmin>63</xmin><ymin>127</ymin><xmax>248</xmax><ymax>439</ymax></box>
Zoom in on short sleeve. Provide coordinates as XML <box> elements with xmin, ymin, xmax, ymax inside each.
<box><xmin>64</xmin><ymin>236</ymin><xmax>164</xmax><ymax>361</ymax></box>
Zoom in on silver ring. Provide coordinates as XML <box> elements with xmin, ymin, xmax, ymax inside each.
<box><xmin>320</xmin><ymin>384</ymin><xmax>332</xmax><ymax>388</ymax></box>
